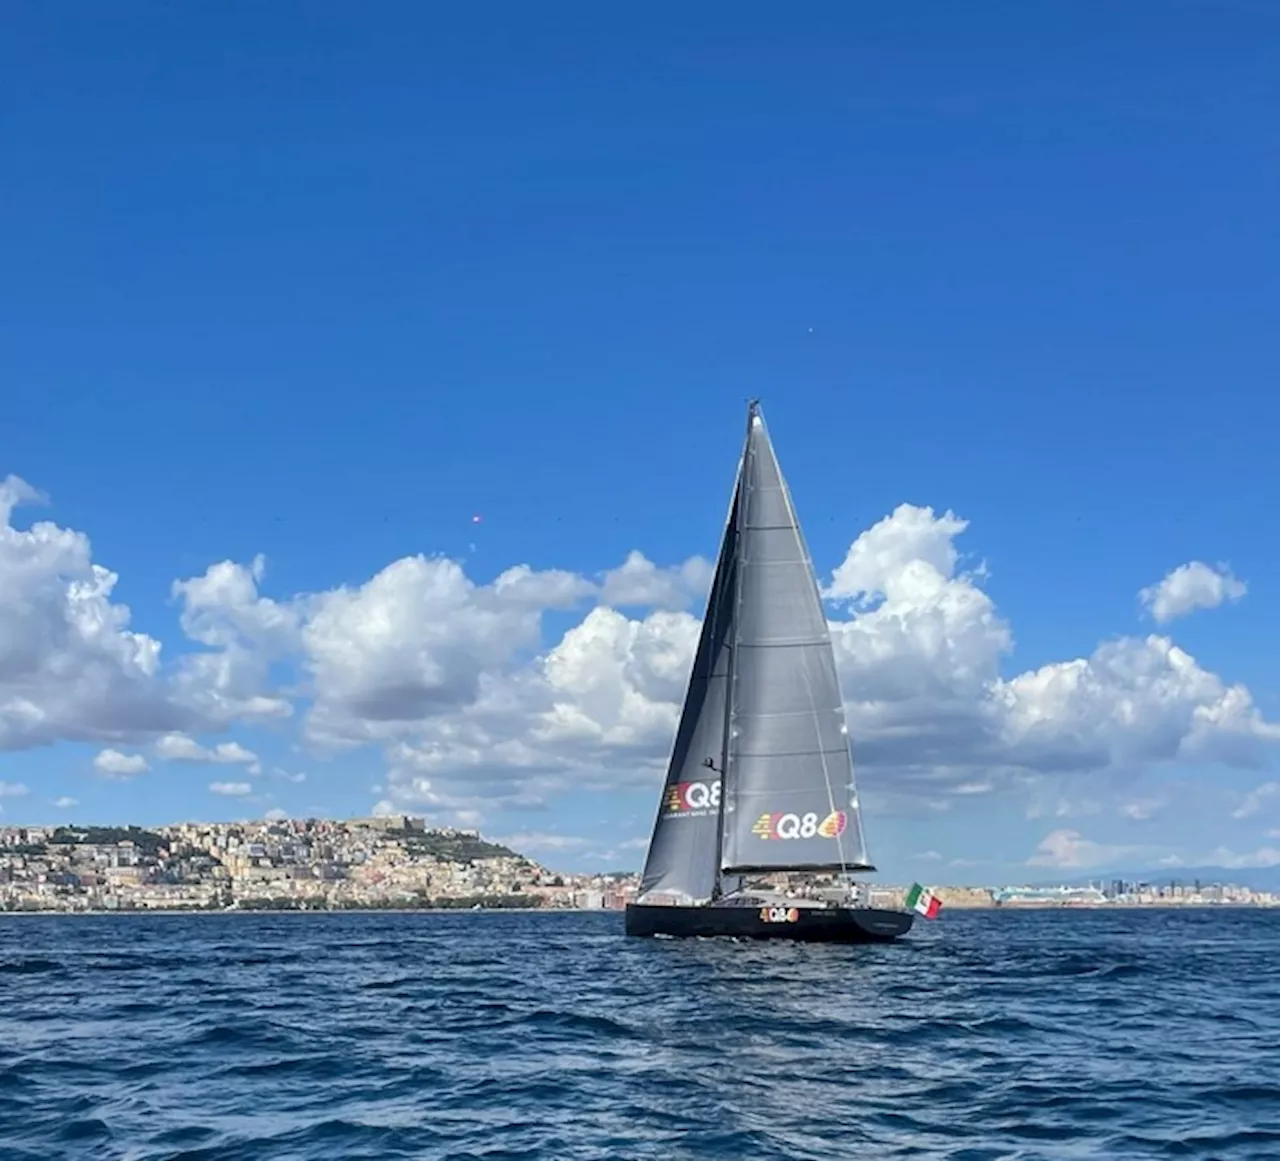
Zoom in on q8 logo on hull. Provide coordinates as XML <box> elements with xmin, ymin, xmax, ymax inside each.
<box><xmin>759</xmin><ymin>906</ymin><xmax>800</xmax><ymax>923</ymax></box>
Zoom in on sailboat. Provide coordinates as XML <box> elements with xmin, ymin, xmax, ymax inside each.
<box><xmin>625</xmin><ymin>401</ymin><xmax>913</xmax><ymax>943</ymax></box>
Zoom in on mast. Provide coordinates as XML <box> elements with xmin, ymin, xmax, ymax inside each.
<box><xmin>710</xmin><ymin>399</ymin><xmax>757</xmax><ymax>900</ymax></box>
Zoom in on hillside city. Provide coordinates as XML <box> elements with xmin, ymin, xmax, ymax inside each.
<box><xmin>0</xmin><ymin>816</ymin><xmax>1276</xmax><ymax>912</ymax></box>
<box><xmin>0</xmin><ymin>816</ymin><xmax>634</xmax><ymax>913</ymax></box>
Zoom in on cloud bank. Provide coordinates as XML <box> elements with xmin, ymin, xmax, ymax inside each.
<box><xmin>1</xmin><ymin>474</ymin><xmax>1276</xmax><ymax>833</ymax></box>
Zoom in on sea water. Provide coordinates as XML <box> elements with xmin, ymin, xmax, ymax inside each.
<box><xmin>1</xmin><ymin>908</ymin><xmax>1277</xmax><ymax>1160</ymax></box>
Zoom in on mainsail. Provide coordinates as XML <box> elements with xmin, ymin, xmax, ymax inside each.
<box><xmin>637</xmin><ymin>401</ymin><xmax>871</xmax><ymax>903</ymax></box>
<box><xmin>719</xmin><ymin>406</ymin><xmax>871</xmax><ymax>875</ymax></box>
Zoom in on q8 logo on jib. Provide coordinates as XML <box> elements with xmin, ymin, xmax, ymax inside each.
<box><xmin>662</xmin><ymin>780</ymin><xmax>720</xmax><ymax>814</ymax></box>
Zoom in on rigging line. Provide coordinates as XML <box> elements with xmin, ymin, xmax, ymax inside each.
<box><xmin>799</xmin><ymin>657</ymin><xmax>848</xmax><ymax>875</ymax></box>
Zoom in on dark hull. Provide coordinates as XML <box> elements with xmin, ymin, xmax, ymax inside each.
<box><xmin>625</xmin><ymin>903</ymin><xmax>913</xmax><ymax>942</ymax></box>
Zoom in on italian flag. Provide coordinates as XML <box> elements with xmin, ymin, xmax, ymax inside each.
<box><xmin>905</xmin><ymin>883</ymin><xmax>942</xmax><ymax>919</ymax></box>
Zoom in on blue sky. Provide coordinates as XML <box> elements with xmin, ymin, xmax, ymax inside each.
<box><xmin>2</xmin><ymin>2</ymin><xmax>1278</xmax><ymax>882</ymax></box>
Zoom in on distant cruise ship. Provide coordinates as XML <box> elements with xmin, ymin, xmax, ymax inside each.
<box><xmin>993</xmin><ymin>885</ymin><xmax>1107</xmax><ymax>906</ymax></box>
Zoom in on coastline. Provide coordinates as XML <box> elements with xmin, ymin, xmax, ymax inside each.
<box><xmin>2</xmin><ymin>901</ymin><xmax>1276</xmax><ymax>917</ymax></box>
<box><xmin>0</xmin><ymin>905</ymin><xmax>567</xmax><ymax>917</ymax></box>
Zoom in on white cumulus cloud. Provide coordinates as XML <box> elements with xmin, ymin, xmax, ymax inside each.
<box><xmin>598</xmin><ymin>551</ymin><xmax>713</xmax><ymax>610</ymax></box>
<box><xmin>301</xmin><ymin>555</ymin><xmax>593</xmax><ymax>744</ymax></box>
<box><xmin>170</xmin><ymin>557</ymin><xmax>297</xmax><ymax>723</ymax></box>
<box><xmin>827</xmin><ymin>504</ymin><xmax>972</xmax><ymax>604</ymax></box>
<box><xmin>1120</xmin><ymin>797</ymin><xmax>1164</xmax><ymax>822</ymax></box>
<box><xmin>0</xmin><ymin>780</ymin><xmax>30</xmax><ymax>797</ymax></box>
<box><xmin>52</xmin><ymin>796</ymin><xmax>78</xmax><ymax>808</ymax></box>
<box><xmin>0</xmin><ymin>475</ymin><xmax>187</xmax><ymax>751</ymax></box>
<box><xmin>1140</xmin><ymin>561</ymin><xmax>1246</xmax><ymax>624</ymax></box>
<box><xmin>1232</xmin><ymin>781</ymin><xmax>1280</xmax><ymax>820</ymax></box>
<box><xmin>0</xmin><ymin>478</ymin><xmax>301</xmax><ymax>756</ymax></box>
<box><xmin>209</xmin><ymin>781</ymin><xmax>252</xmax><ymax>797</ymax></box>
<box><xmin>822</xmin><ymin>507</ymin><xmax>1278</xmax><ymax>805</ymax></box>
<box><xmin>154</xmin><ymin>733</ymin><xmax>260</xmax><ymax>773</ymax></box>
<box><xmin>93</xmin><ymin>749</ymin><xmax>149</xmax><ymax>778</ymax></box>
<box><xmin>1027</xmin><ymin>829</ymin><xmax>1138</xmax><ymax>869</ymax></box>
